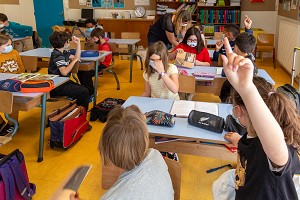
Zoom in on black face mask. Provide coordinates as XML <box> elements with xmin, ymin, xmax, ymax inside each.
<box><xmin>95</xmin><ymin>39</ymin><xmax>100</xmax><ymax>44</ymax></box>
<box><xmin>224</xmin><ymin>115</ymin><xmax>247</xmax><ymax>136</ymax></box>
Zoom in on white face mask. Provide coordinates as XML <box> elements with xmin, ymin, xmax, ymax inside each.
<box><xmin>1</xmin><ymin>45</ymin><xmax>13</xmax><ymax>54</ymax></box>
<box><xmin>232</xmin><ymin>106</ymin><xmax>246</xmax><ymax>128</ymax></box>
<box><xmin>64</xmin><ymin>43</ymin><xmax>70</xmax><ymax>50</ymax></box>
<box><xmin>0</xmin><ymin>24</ymin><xmax>4</xmax><ymax>28</ymax></box>
<box><xmin>187</xmin><ymin>41</ymin><xmax>197</xmax><ymax>48</ymax></box>
<box><xmin>149</xmin><ymin>60</ymin><xmax>156</xmax><ymax>69</ymax></box>
<box><xmin>182</xmin><ymin>23</ymin><xmax>188</xmax><ymax>27</ymax></box>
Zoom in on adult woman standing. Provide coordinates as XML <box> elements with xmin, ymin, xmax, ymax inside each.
<box><xmin>147</xmin><ymin>10</ymin><xmax>191</xmax><ymax>49</ymax></box>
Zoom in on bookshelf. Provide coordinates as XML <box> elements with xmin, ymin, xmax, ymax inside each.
<box><xmin>155</xmin><ymin>0</ymin><xmax>241</xmax><ymax>36</ymax></box>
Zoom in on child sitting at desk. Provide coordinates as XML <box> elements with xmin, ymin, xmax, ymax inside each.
<box><xmin>141</xmin><ymin>41</ymin><xmax>179</xmax><ymax>100</ymax></box>
<box><xmin>0</xmin><ymin>34</ymin><xmax>24</xmax><ymax>135</ymax></box>
<box><xmin>212</xmin><ymin>15</ymin><xmax>253</xmax><ymax>66</ymax></box>
<box><xmin>168</xmin><ymin>27</ymin><xmax>211</xmax><ymax>66</ymax></box>
<box><xmin>212</xmin><ymin>37</ymin><xmax>300</xmax><ymax>200</ymax></box>
<box><xmin>77</xmin><ymin>28</ymin><xmax>112</xmax><ymax>100</ymax></box>
<box><xmin>48</xmin><ymin>31</ymin><xmax>90</xmax><ymax>112</ymax></box>
<box><xmin>219</xmin><ymin>32</ymin><xmax>257</xmax><ymax>102</ymax></box>
<box><xmin>99</xmin><ymin>105</ymin><xmax>174</xmax><ymax>199</ymax></box>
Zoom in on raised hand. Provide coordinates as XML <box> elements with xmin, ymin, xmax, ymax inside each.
<box><xmin>221</xmin><ymin>37</ymin><xmax>254</xmax><ymax>94</ymax></box>
<box><xmin>244</xmin><ymin>15</ymin><xmax>252</xmax><ymax>30</ymax></box>
<box><xmin>72</xmin><ymin>36</ymin><xmax>80</xmax><ymax>45</ymax></box>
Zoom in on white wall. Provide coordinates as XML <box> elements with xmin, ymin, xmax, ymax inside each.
<box><xmin>0</xmin><ymin>0</ymin><xmax>36</xmax><ymax>30</ymax></box>
<box><xmin>241</xmin><ymin>11</ymin><xmax>277</xmax><ymax>34</ymax></box>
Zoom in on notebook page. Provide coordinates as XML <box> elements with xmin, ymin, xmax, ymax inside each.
<box><xmin>194</xmin><ymin>102</ymin><xmax>218</xmax><ymax>116</ymax></box>
<box><xmin>170</xmin><ymin>100</ymin><xmax>195</xmax><ymax>117</ymax></box>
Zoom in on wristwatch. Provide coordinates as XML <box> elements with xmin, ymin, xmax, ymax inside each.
<box><xmin>160</xmin><ymin>72</ymin><xmax>165</xmax><ymax>77</ymax></box>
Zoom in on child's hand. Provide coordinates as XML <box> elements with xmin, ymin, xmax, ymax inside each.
<box><xmin>224</xmin><ymin>132</ymin><xmax>241</xmax><ymax>147</ymax></box>
<box><xmin>69</xmin><ymin>55</ymin><xmax>75</xmax><ymax>59</ymax></box>
<box><xmin>72</xmin><ymin>36</ymin><xmax>80</xmax><ymax>45</ymax></box>
<box><xmin>221</xmin><ymin>37</ymin><xmax>254</xmax><ymax>94</ymax></box>
<box><xmin>215</xmin><ymin>41</ymin><xmax>223</xmax><ymax>52</ymax></box>
<box><xmin>155</xmin><ymin>60</ymin><xmax>165</xmax><ymax>75</ymax></box>
<box><xmin>176</xmin><ymin>48</ymin><xmax>184</xmax><ymax>54</ymax></box>
<box><xmin>244</xmin><ymin>15</ymin><xmax>252</xmax><ymax>30</ymax></box>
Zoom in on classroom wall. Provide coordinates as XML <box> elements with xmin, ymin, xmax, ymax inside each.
<box><xmin>0</xmin><ymin>0</ymin><xmax>36</xmax><ymax>30</ymax></box>
<box><xmin>241</xmin><ymin>11</ymin><xmax>277</xmax><ymax>34</ymax></box>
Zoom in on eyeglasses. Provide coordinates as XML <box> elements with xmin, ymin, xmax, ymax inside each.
<box><xmin>187</xmin><ymin>39</ymin><xmax>197</xmax><ymax>43</ymax></box>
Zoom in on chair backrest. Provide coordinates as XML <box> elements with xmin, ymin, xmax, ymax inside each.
<box><xmin>121</xmin><ymin>32</ymin><xmax>140</xmax><ymax>39</ymax></box>
<box><xmin>109</xmin><ymin>42</ymin><xmax>117</xmax><ymax>53</ymax></box>
<box><xmin>257</xmin><ymin>33</ymin><xmax>274</xmax><ymax>46</ymax></box>
<box><xmin>0</xmin><ymin>91</ymin><xmax>13</xmax><ymax>114</ymax></box>
<box><xmin>178</xmin><ymin>75</ymin><xmax>196</xmax><ymax>94</ymax></box>
<box><xmin>101</xmin><ymin>157</ymin><xmax>182</xmax><ymax>200</ymax></box>
<box><xmin>21</xmin><ymin>56</ymin><xmax>37</xmax><ymax>73</ymax></box>
<box><xmin>214</xmin><ymin>32</ymin><xmax>223</xmax><ymax>40</ymax></box>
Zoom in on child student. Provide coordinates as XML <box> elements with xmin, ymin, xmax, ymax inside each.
<box><xmin>48</xmin><ymin>32</ymin><xmax>90</xmax><ymax>112</ymax></box>
<box><xmin>77</xmin><ymin>28</ymin><xmax>112</xmax><ymax>99</ymax></box>
<box><xmin>141</xmin><ymin>41</ymin><xmax>179</xmax><ymax>100</ymax></box>
<box><xmin>212</xmin><ymin>15</ymin><xmax>253</xmax><ymax>66</ymax></box>
<box><xmin>213</xmin><ymin>37</ymin><xmax>300</xmax><ymax>199</ymax></box>
<box><xmin>0</xmin><ymin>34</ymin><xmax>24</xmax><ymax>135</ymax></box>
<box><xmin>169</xmin><ymin>27</ymin><xmax>211</xmax><ymax>66</ymax></box>
<box><xmin>98</xmin><ymin>105</ymin><xmax>174</xmax><ymax>199</ymax></box>
<box><xmin>219</xmin><ymin>32</ymin><xmax>257</xmax><ymax>102</ymax></box>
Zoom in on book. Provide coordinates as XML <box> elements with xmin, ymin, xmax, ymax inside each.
<box><xmin>170</xmin><ymin>100</ymin><xmax>218</xmax><ymax>117</ymax></box>
<box><xmin>10</xmin><ymin>73</ymin><xmax>58</xmax><ymax>82</ymax></box>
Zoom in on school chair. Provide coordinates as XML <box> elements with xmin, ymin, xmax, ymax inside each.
<box><xmin>255</xmin><ymin>33</ymin><xmax>276</xmax><ymax>69</ymax></box>
<box><xmin>101</xmin><ymin>157</ymin><xmax>182</xmax><ymax>200</ymax></box>
<box><xmin>214</xmin><ymin>32</ymin><xmax>223</xmax><ymax>40</ymax></box>
<box><xmin>178</xmin><ymin>74</ymin><xmax>196</xmax><ymax>100</ymax></box>
<box><xmin>116</xmin><ymin>32</ymin><xmax>143</xmax><ymax>70</ymax></box>
<box><xmin>21</xmin><ymin>55</ymin><xmax>38</xmax><ymax>72</ymax></box>
<box><xmin>0</xmin><ymin>91</ymin><xmax>18</xmax><ymax>146</ymax></box>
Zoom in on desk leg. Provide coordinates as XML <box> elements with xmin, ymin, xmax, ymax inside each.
<box><xmin>129</xmin><ymin>44</ymin><xmax>134</xmax><ymax>83</ymax></box>
<box><xmin>37</xmin><ymin>93</ymin><xmax>47</xmax><ymax>162</ymax></box>
<box><xmin>93</xmin><ymin>60</ymin><xmax>99</xmax><ymax>107</ymax></box>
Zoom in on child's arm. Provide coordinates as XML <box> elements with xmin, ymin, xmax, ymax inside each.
<box><xmin>222</xmin><ymin>37</ymin><xmax>288</xmax><ymax>167</ymax></box>
<box><xmin>141</xmin><ymin>81</ymin><xmax>151</xmax><ymax>97</ymax></box>
<box><xmin>166</xmin><ymin>31</ymin><xmax>179</xmax><ymax>47</ymax></box>
<box><xmin>72</xmin><ymin>36</ymin><xmax>81</xmax><ymax>59</ymax></box>
<box><xmin>156</xmin><ymin>61</ymin><xmax>179</xmax><ymax>94</ymax></box>
<box><xmin>195</xmin><ymin>48</ymin><xmax>211</xmax><ymax>66</ymax></box>
<box><xmin>58</xmin><ymin>58</ymin><xmax>80</xmax><ymax>76</ymax></box>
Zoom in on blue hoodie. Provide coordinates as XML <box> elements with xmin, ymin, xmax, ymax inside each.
<box><xmin>3</xmin><ymin>21</ymin><xmax>33</xmax><ymax>38</ymax></box>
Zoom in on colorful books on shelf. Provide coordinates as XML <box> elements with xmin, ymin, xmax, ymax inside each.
<box><xmin>198</xmin><ymin>9</ymin><xmax>241</xmax><ymax>24</ymax></box>
<box><xmin>217</xmin><ymin>0</ymin><xmax>225</xmax><ymax>6</ymax></box>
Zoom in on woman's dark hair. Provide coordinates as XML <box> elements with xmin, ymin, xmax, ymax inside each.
<box><xmin>49</xmin><ymin>31</ymin><xmax>71</xmax><ymax>48</ymax></box>
<box><xmin>182</xmin><ymin>27</ymin><xmax>204</xmax><ymax>53</ymax></box>
<box><xmin>84</xmin><ymin>18</ymin><xmax>97</xmax><ymax>26</ymax></box>
<box><xmin>232</xmin><ymin>76</ymin><xmax>300</xmax><ymax>150</ymax></box>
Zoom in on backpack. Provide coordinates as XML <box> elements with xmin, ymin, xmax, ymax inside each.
<box><xmin>90</xmin><ymin>98</ymin><xmax>126</xmax><ymax>122</ymax></box>
<box><xmin>277</xmin><ymin>84</ymin><xmax>300</xmax><ymax>112</ymax></box>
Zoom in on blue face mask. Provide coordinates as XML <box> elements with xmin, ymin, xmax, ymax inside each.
<box><xmin>86</xmin><ymin>27</ymin><xmax>95</xmax><ymax>32</ymax></box>
<box><xmin>187</xmin><ymin>41</ymin><xmax>197</xmax><ymax>48</ymax></box>
<box><xmin>1</xmin><ymin>45</ymin><xmax>13</xmax><ymax>54</ymax></box>
<box><xmin>232</xmin><ymin>106</ymin><xmax>246</xmax><ymax>128</ymax></box>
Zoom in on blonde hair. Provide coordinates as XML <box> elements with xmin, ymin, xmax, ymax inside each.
<box><xmin>173</xmin><ymin>10</ymin><xmax>191</xmax><ymax>35</ymax></box>
<box><xmin>0</xmin><ymin>34</ymin><xmax>11</xmax><ymax>46</ymax></box>
<box><xmin>145</xmin><ymin>41</ymin><xmax>169</xmax><ymax>80</ymax></box>
<box><xmin>99</xmin><ymin>105</ymin><xmax>149</xmax><ymax>171</ymax></box>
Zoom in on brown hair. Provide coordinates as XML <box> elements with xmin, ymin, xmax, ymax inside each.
<box><xmin>0</xmin><ymin>34</ymin><xmax>11</xmax><ymax>46</ymax></box>
<box><xmin>173</xmin><ymin>10</ymin><xmax>191</xmax><ymax>36</ymax></box>
<box><xmin>232</xmin><ymin>77</ymin><xmax>300</xmax><ymax>150</ymax></box>
<box><xmin>235</xmin><ymin>32</ymin><xmax>256</xmax><ymax>54</ymax></box>
<box><xmin>91</xmin><ymin>27</ymin><xmax>105</xmax><ymax>38</ymax></box>
<box><xmin>145</xmin><ymin>41</ymin><xmax>169</xmax><ymax>80</ymax></box>
<box><xmin>224</xmin><ymin>24</ymin><xmax>240</xmax><ymax>38</ymax></box>
<box><xmin>99</xmin><ymin>105</ymin><xmax>149</xmax><ymax>171</ymax></box>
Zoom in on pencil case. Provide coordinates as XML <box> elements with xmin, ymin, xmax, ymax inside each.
<box><xmin>20</xmin><ymin>80</ymin><xmax>54</xmax><ymax>93</ymax></box>
<box><xmin>145</xmin><ymin>110</ymin><xmax>175</xmax><ymax>127</ymax></box>
<box><xmin>0</xmin><ymin>79</ymin><xmax>21</xmax><ymax>92</ymax></box>
<box><xmin>188</xmin><ymin>110</ymin><xmax>224</xmax><ymax>133</ymax></box>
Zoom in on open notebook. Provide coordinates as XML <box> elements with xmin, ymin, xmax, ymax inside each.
<box><xmin>170</xmin><ymin>100</ymin><xmax>218</xmax><ymax>117</ymax></box>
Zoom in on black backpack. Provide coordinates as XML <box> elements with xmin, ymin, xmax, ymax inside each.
<box><xmin>277</xmin><ymin>84</ymin><xmax>300</xmax><ymax>113</ymax></box>
<box><xmin>90</xmin><ymin>98</ymin><xmax>126</xmax><ymax>122</ymax></box>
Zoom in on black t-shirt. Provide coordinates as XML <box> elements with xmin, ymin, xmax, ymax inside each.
<box><xmin>48</xmin><ymin>48</ymin><xmax>71</xmax><ymax>77</ymax></box>
<box><xmin>147</xmin><ymin>13</ymin><xmax>174</xmax><ymax>46</ymax></box>
<box><xmin>235</xmin><ymin>133</ymin><xmax>300</xmax><ymax>200</ymax></box>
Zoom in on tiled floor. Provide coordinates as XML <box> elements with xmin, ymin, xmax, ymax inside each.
<box><xmin>0</xmin><ymin>56</ymin><xmax>297</xmax><ymax>199</ymax></box>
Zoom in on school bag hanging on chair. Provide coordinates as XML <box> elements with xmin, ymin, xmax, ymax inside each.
<box><xmin>48</xmin><ymin>100</ymin><xmax>90</xmax><ymax>149</ymax></box>
<box><xmin>277</xmin><ymin>84</ymin><xmax>300</xmax><ymax>113</ymax></box>
<box><xmin>0</xmin><ymin>149</ymin><xmax>36</xmax><ymax>200</ymax></box>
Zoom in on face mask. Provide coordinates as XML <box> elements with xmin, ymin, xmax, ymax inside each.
<box><xmin>182</xmin><ymin>23</ymin><xmax>188</xmax><ymax>27</ymax></box>
<box><xmin>1</xmin><ymin>45</ymin><xmax>13</xmax><ymax>53</ymax></box>
<box><xmin>149</xmin><ymin>60</ymin><xmax>156</xmax><ymax>69</ymax></box>
<box><xmin>232</xmin><ymin>106</ymin><xmax>246</xmax><ymax>128</ymax></box>
<box><xmin>86</xmin><ymin>27</ymin><xmax>94</xmax><ymax>32</ymax></box>
<box><xmin>187</xmin><ymin>41</ymin><xmax>197</xmax><ymax>47</ymax></box>
<box><xmin>0</xmin><ymin>24</ymin><xmax>4</xmax><ymax>28</ymax></box>
<box><xmin>64</xmin><ymin>43</ymin><xmax>70</xmax><ymax>50</ymax></box>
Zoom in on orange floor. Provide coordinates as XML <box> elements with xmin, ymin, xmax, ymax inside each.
<box><xmin>0</xmin><ymin>57</ymin><xmax>297</xmax><ymax>199</ymax></box>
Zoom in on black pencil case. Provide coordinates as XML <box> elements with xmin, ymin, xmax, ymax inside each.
<box><xmin>188</xmin><ymin>110</ymin><xmax>224</xmax><ymax>133</ymax></box>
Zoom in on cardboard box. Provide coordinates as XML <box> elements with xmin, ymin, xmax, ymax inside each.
<box><xmin>175</xmin><ymin>51</ymin><xmax>196</xmax><ymax>68</ymax></box>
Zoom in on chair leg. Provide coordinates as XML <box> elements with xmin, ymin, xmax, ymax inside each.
<box><xmin>273</xmin><ymin>48</ymin><xmax>276</xmax><ymax>69</ymax></box>
<box><xmin>107</xmin><ymin>69</ymin><xmax>120</xmax><ymax>90</ymax></box>
<box><xmin>135</xmin><ymin>53</ymin><xmax>143</xmax><ymax>70</ymax></box>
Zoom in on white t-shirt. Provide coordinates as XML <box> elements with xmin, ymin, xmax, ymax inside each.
<box><xmin>143</xmin><ymin>64</ymin><xmax>179</xmax><ymax>100</ymax></box>
<box><xmin>101</xmin><ymin>148</ymin><xmax>174</xmax><ymax>200</ymax></box>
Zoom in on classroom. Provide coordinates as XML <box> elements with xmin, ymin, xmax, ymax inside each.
<box><xmin>0</xmin><ymin>0</ymin><xmax>299</xmax><ymax>199</ymax></box>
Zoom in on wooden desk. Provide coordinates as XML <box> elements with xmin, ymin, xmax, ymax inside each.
<box><xmin>0</xmin><ymin>73</ymin><xmax>68</xmax><ymax>162</ymax></box>
<box><xmin>97</xmin><ymin>18</ymin><xmax>154</xmax><ymax>47</ymax></box>
<box><xmin>20</xmin><ymin>48</ymin><xmax>112</xmax><ymax>107</ymax></box>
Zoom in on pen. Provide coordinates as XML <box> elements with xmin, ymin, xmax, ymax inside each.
<box><xmin>173</xmin><ymin>114</ymin><xmax>188</xmax><ymax>118</ymax></box>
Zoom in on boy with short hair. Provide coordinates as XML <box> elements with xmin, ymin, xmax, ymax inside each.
<box><xmin>0</xmin><ymin>13</ymin><xmax>34</xmax><ymax>52</ymax></box>
<box><xmin>48</xmin><ymin>31</ymin><xmax>90</xmax><ymax>111</ymax></box>
<box><xmin>77</xmin><ymin>28</ymin><xmax>112</xmax><ymax>98</ymax></box>
<box><xmin>212</xmin><ymin>16</ymin><xmax>253</xmax><ymax>65</ymax></box>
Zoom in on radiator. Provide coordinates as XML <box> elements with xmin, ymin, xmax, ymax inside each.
<box><xmin>277</xmin><ymin>19</ymin><xmax>300</xmax><ymax>77</ymax></box>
